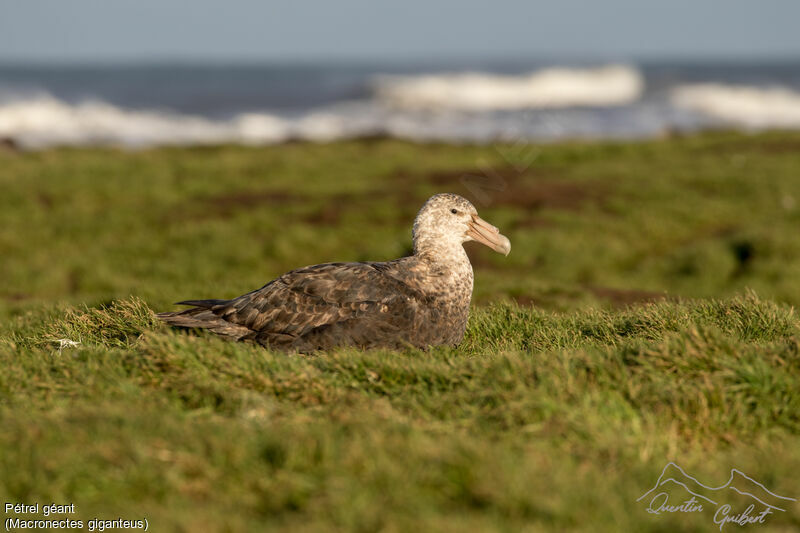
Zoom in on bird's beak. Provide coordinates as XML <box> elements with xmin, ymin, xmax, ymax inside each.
<box><xmin>467</xmin><ymin>214</ymin><xmax>511</xmax><ymax>256</ymax></box>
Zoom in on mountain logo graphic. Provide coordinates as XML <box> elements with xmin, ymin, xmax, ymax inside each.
<box><xmin>637</xmin><ymin>462</ymin><xmax>796</xmax><ymax>530</ymax></box>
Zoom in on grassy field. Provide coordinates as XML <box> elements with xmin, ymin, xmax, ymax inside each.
<box><xmin>1</xmin><ymin>132</ymin><xmax>800</xmax><ymax>531</ymax></box>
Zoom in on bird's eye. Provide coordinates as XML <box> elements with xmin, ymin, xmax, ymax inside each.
<box><xmin>450</xmin><ymin>208</ymin><xmax>458</xmax><ymax>214</ymax></box>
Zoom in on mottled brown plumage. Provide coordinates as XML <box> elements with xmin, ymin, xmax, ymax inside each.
<box><xmin>157</xmin><ymin>193</ymin><xmax>510</xmax><ymax>352</ymax></box>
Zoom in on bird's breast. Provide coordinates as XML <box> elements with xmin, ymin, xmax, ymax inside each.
<box><xmin>413</xmin><ymin>265</ymin><xmax>473</xmax><ymax>346</ymax></box>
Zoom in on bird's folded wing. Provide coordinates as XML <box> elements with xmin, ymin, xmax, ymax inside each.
<box><xmin>204</xmin><ymin>261</ymin><xmax>425</xmax><ymax>337</ymax></box>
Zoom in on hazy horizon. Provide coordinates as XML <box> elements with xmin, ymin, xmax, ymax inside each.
<box><xmin>1</xmin><ymin>1</ymin><xmax>799</xmax><ymax>64</ymax></box>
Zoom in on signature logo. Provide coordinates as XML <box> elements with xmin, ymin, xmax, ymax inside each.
<box><xmin>637</xmin><ymin>462</ymin><xmax>796</xmax><ymax>531</ymax></box>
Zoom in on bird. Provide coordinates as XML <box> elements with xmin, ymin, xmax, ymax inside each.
<box><xmin>157</xmin><ymin>193</ymin><xmax>510</xmax><ymax>352</ymax></box>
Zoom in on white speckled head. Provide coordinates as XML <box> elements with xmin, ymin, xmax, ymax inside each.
<box><xmin>412</xmin><ymin>193</ymin><xmax>511</xmax><ymax>260</ymax></box>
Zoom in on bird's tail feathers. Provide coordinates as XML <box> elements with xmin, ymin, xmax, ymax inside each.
<box><xmin>157</xmin><ymin>305</ymin><xmax>252</xmax><ymax>340</ymax></box>
<box><xmin>174</xmin><ymin>299</ymin><xmax>230</xmax><ymax>309</ymax></box>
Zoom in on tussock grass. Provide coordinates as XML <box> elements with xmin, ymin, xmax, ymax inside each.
<box><xmin>2</xmin><ymin>293</ymin><xmax>798</xmax><ymax>530</ymax></box>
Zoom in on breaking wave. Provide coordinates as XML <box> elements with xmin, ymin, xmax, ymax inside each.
<box><xmin>371</xmin><ymin>65</ymin><xmax>644</xmax><ymax>111</ymax></box>
<box><xmin>0</xmin><ymin>88</ymin><xmax>654</xmax><ymax>149</ymax></box>
<box><xmin>3</xmin><ymin>70</ymin><xmax>800</xmax><ymax>149</ymax></box>
<box><xmin>671</xmin><ymin>84</ymin><xmax>800</xmax><ymax>128</ymax></box>
<box><xmin>0</xmin><ymin>94</ymin><xmax>382</xmax><ymax>148</ymax></box>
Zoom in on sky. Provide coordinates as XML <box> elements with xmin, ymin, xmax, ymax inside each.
<box><xmin>1</xmin><ymin>0</ymin><xmax>799</xmax><ymax>63</ymax></box>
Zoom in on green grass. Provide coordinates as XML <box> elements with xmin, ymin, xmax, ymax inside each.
<box><xmin>2</xmin><ymin>132</ymin><xmax>800</xmax><ymax>531</ymax></box>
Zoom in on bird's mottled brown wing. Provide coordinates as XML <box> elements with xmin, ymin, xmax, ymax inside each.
<box><xmin>201</xmin><ymin>260</ymin><xmax>428</xmax><ymax>350</ymax></box>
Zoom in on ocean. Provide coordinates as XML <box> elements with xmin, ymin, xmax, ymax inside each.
<box><xmin>1</xmin><ymin>60</ymin><xmax>799</xmax><ymax>148</ymax></box>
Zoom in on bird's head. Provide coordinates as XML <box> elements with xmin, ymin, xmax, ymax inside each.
<box><xmin>412</xmin><ymin>193</ymin><xmax>511</xmax><ymax>257</ymax></box>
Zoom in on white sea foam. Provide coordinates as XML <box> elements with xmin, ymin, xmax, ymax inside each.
<box><xmin>371</xmin><ymin>65</ymin><xmax>644</xmax><ymax>111</ymax></box>
<box><xmin>671</xmin><ymin>84</ymin><xmax>800</xmax><ymax>128</ymax></box>
<box><xmin>0</xmin><ymin>94</ymin><xmax>295</xmax><ymax>148</ymax></box>
<box><xmin>3</xmin><ymin>74</ymin><xmax>797</xmax><ymax>149</ymax></box>
<box><xmin>0</xmin><ymin>91</ymin><xmax>684</xmax><ymax>148</ymax></box>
